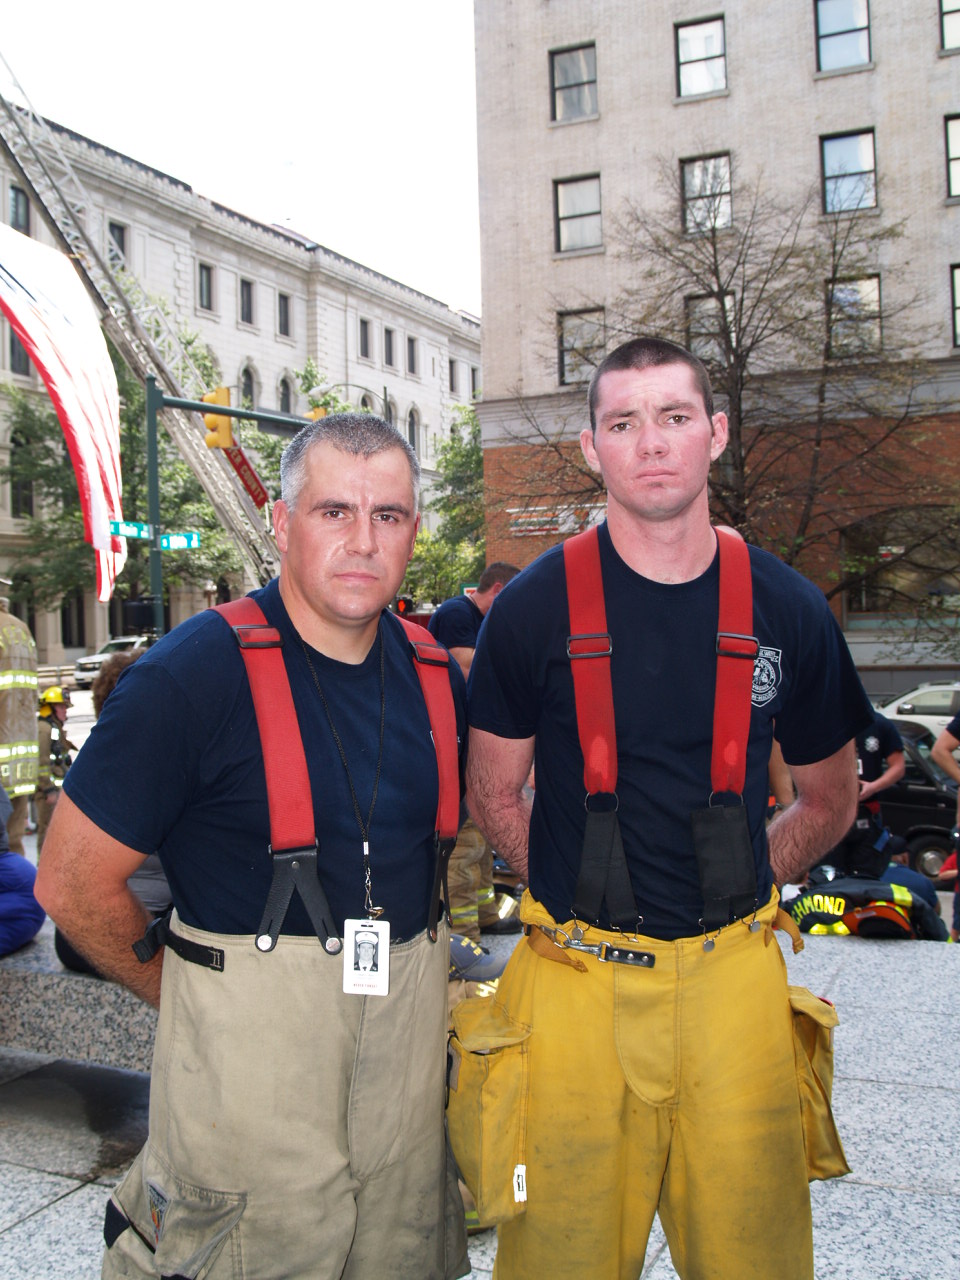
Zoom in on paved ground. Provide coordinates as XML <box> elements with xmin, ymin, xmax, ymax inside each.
<box><xmin>2</xmin><ymin>922</ymin><xmax>957</xmax><ymax>1278</ymax></box>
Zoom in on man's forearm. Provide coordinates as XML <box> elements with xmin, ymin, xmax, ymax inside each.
<box><xmin>466</xmin><ymin>792</ymin><xmax>532</xmax><ymax>880</ymax></box>
<box><xmin>51</xmin><ymin>890</ymin><xmax>163</xmax><ymax>1006</ymax></box>
<box><xmin>767</xmin><ymin>795</ymin><xmax>853</xmax><ymax>886</ymax></box>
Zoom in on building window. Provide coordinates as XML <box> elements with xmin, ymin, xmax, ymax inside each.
<box><xmin>827</xmin><ymin>276</ymin><xmax>881</xmax><ymax>356</ymax></box>
<box><xmin>554</xmin><ymin>175</ymin><xmax>602</xmax><ymax>252</ymax></box>
<box><xmin>681</xmin><ymin>153</ymin><xmax>732</xmax><ymax>232</ymax></box>
<box><xmin>279</xmin><ymin>377</ymin><xmax>292</xmax><ymax>415</ymax></box>
<box><xmin>359</xmin><ymin>317</ymin><xmax>370</xmax><ymax>359</ymax></box>
<box><xmin>685</xmin><ymin>293</ymin><xmax>735</xmax><ymax>362</ymax></box>
<box><xmin>815</xmin><ymin>0</ymin><xmax>871</xmax><ymax>71</ymax></box>
<box><xmin>9</xmin><ymin>330</ymin><xmax>29</xmax><ymax>376</ymax></box>
<box><xmin>9</xmin><ymin>186</ymin><xmax>29</xmax><ymax>234</ymax></box>
<box><xmin>558</xmin><ymin>309</ymin><xmax>605</xmax><ymax>385</ymax></box>
<box><xmin>278</xmin><ymin>292</ymin><xmax>291</xmax><ymax>337</ymax></box>
<box><xmin>947</xmin><ymin>116</ymin><xmax>960</xmax><ymax>197</ymax></box>
<box><xmin>550</xmin><ymin>44</ymin><xmax>598</xmax><ymax>122</ymax></box>
<box><xmin>821</xmin><ymin>131</ymin><xmax>876</xmax><ymax>212</ymax></box>
<box><xmin>9</xmin><ymin>433</ymin><xmax>32</xmax><ymax>519</ymax></box>
<box><xmin>240</xmin><ymin>279</ymin><xmax>254</xmax><ymax>326</ymax></box>
<box><xmin>407</xmin><ymin>407</ymin><xmax>419</xmax><ymax>453</ymax></box>
<box><xmin>470</xmin><ymin>366</ymin><xmax>480</xmax><ymax>399</ymax></box>
<box><xmin>675</xmin><ymin>17</ymin><xmax>727</xmax><ymax>97</ymax></box>
<box><xmin>198</xmin><ymin>263</ymin><xmax>214</xmax><ymax>311</ymax></box>
<box><xmin>448</xmin><ymin>359</ymin><xmax>458</xmax><ymax>394</ymax></box>
<box><xmin>943</xmin><ymin>0</ymin><xmax>960</xmax><ymax>50</ymax></box>
<box><xmin>407</xmin><ymin>335</ymin><xmax>418</xmax><ymax>375</ymax></box>
<box><xmin>241</xmin><ymin>366</ymin><xmax>255</xmax><ymax>407</ymax></box>
<box><xmin>384</xmin><ymin>326</ymin><xmax>395</xmax><ymax>367</ymax></box>
<box><xmin>107</xmin><ymin>221</ymin><xmax>126</xmax><ymax>268</ymax></box>
<box><xmin>952</xmin><ymin>265</ymin><xmax>960</xmax><ymax>346</ymax></box>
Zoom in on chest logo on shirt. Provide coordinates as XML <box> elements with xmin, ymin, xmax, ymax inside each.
<box><xmin>751</xmin><ymin>647</ymin><xmax>782</xmax><ymax>706</ymax></box>
<box><xmin>864</xmin><ymin>735</ymin><xmax>880</xmax><ymax>755</ymax></box>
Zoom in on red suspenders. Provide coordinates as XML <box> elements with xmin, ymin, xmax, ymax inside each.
<box><xmin>213</xmin><ymin>598</ymin><xmax>460</xmax><ymax>950</ymax></box>
<box><xmin>562</xmin><ymin>526</ymin><xmax>759</xmax><ymax>930</ymax></box>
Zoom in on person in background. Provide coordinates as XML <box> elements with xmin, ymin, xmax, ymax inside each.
<box><xmin>0</xmin><ymin>586</ymin><xmax>39</xmax><ymax>855</ymax></box>
<box><xmin>0</xmin><ymin>781</ymin><xmax>45</xmax><ymax>955</ymax></box>
<box><xmin>35</xmin><ymin>685</ymin><xmax>74</xmax><ymax>853</ymax></box>
<box><xmin>429</xmin><ymin>563</ymin><xmax>521</xmax><ymax>945</ymax></box>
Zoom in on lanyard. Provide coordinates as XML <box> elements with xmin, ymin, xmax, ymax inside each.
<box><xmin>300</xmin><ymin>627</ymin><xmax>386</xmax><ymax>918</ymax></box>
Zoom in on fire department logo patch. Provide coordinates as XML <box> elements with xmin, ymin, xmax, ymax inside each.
<box><xmin>752</xmin><ymin>647</ymin><xmax>782</xmax><ymax>706</ymax></box>
<box><xmin>147</xmin><ymin>1181</ymin><xmax>169</xmax><ymax>1246</ymax></box>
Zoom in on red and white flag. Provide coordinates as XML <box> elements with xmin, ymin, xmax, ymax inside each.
<box><xmin>0</xmin><ymin>222</ymin><xmax>125</xmax><ymax>601</ymax></box>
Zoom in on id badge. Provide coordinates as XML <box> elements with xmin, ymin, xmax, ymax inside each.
<box><xmin>343</xmin><ymin>918</ymin><xmax>390</xmax><ymax>996</ymax></box>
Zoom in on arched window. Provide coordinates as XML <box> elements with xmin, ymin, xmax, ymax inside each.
<box><xmin>9</xmin><ymin>432</ymin><xmax>32</xmax><ymax>518</ymax></box>
<box><xmin>407</xmin><ymin>408</ymin><xmax>419</xmax><ymax>453</ymax></box>
<box><xmin>241</xmin><ymin>367</ymin><xmax>254</xmax><ymax>407</ymax></box>
<box><xmin>360</xmin><ymin>394</ymin><xmax>375</xmax><ymax>413</ymax></box>
<box><xmin>279</xmin><ymin>377</ymin><xmax>291</xmax><ymax>415</ymax></box>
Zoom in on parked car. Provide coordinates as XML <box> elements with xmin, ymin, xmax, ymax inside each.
<box><xmin>880</xmin><ymin>718</ymin><xmax>958</xmax><ymax>880</ymax></box>
<box><xmin>72</xmin><ymin>635</ymin><xmax>150</xmax><ymax>688</ymax></box>
<box><xmin>876</xmin><ymin>682</ymin><xmax>960</xmax><ymax>743</ymax></box>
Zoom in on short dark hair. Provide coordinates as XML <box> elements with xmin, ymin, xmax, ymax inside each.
<box><xmin>477</xmin><ymin>562</ymin><xmax>521</xmax><ymax>593</ymax></box>
<box><xmin>280</xmin><ymin>413</ymin><xmax>420</xmax><ymax>511</ymax></box>
<box><xmin>587</xmin><ymin>337</ymin><xmax>714</xmax><ymax>433</ymax></box>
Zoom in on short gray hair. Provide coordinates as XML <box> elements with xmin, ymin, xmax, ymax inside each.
<box><xmin>280</xmin><ymin>413</ymin><xmax>421</xmax><ymax>511</ymax></box>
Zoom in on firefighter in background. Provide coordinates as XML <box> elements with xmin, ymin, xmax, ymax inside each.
<box><xmin>36</xmin><ymin>686</ymin><xmax>74</xmax><ymax>852</ymax></box>
<box><xmin>0</xmin><ymin>588</ymin><xmax>39</xmax><ymax>854</ymax></box>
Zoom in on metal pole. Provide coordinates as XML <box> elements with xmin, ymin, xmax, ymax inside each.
<box><xmin>146</xmin><ymin>375</ymin><xmax>165</xmax><ymax>636</ymax></box>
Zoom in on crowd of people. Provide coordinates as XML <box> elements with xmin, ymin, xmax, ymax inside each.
<box><xmin>0</xmin><ymin>335</ymin><xmax>950</xmax><ymax>1279</ymax></box>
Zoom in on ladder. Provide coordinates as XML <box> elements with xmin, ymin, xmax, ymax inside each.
<box><xmin>0</xmin><ymin>54</ymin><xmax>280</xmax><ymax>585</ymax></box>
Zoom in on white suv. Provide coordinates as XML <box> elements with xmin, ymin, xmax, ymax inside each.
<box><xmin>876</xmin><ymin>682</ymin><xmax>960</xmax><ymax>741</ymax></box>
<box><xmin>73</xmin><ymin>635</ymin><xmax>151</xmax><ymax>688</ymax></box>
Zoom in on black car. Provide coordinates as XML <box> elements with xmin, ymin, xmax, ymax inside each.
<box><xmin>880</xmin><ymin>719</ymin><xmax>957</xmax><ymax>879</ymax></box>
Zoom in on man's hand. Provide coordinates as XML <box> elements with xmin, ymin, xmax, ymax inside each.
<box><xmin>34</xmin><ymin>793</ymin><xmax>163</xmax><ymax>1006</ymax></box>
<box><xmin>465</xmin><ymin>729</ymin><xmax>535</xmax><ymax>878</ymax></box>
<box><xmin>768</xmin><ymin>740</ymin><xmax>859</xmax><ymax>886</ymax></box>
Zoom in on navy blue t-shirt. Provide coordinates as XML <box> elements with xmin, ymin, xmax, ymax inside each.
<box><xmin>468</xmin><ymin>523</ymin><xmax>873</xmax><ymax>939</ymax></box>
<box><xmin>428</xmin><ymin>595</ymin><xmax>484</xmax><ymax>650</ymax></box>
<box><xmin>65</xmin><ymin>580</ymin><xmax>466</xmax><ymax>940</ymax></box>
<box><xmin>857</xmin><ymin>712</ymin><xmax>903</xmax><ymax>787</ymax></box>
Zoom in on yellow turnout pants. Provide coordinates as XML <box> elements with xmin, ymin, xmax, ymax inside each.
<box><xmin>468</xmin><ymin>893</ymin><xmax>816</xmax><ymax>1280</ymax></box>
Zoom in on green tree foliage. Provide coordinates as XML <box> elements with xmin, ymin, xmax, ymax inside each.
<box><xmin>400</xmin><ymin>405</ymin><xmax>485</xmax><ymax>606</ymax></box>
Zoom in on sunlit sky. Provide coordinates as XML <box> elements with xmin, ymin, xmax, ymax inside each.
<box><xmin>0</xmin><ymin>0</ymin><xmax>482</xmax><ymax>315</ymax></box>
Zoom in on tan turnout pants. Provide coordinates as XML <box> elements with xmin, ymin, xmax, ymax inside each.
<box><xmin>103</xmin><ymin>913</ymin><xmax>467</xmax><ymax>1280</ymax></box>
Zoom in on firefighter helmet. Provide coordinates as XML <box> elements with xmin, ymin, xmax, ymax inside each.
<box><xmin>39</xmin><ymin>685</ymin><xmax>71</xmax><ymax>716</ymax></box>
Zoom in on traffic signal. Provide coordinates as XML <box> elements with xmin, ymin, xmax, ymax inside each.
<box><xmin>395</xmin><ymin>596</ymin><xmax>414</xmax><ymax>617</ymax></box>
<box><xmin>306</xmin><ymin>405</ymin><xmax>327</xmax><ymax>420</ymax></box>
<box><xmin>202</xmin><ymin>386</ymin><xmax>233</xmax><ymax>448</ymax></box>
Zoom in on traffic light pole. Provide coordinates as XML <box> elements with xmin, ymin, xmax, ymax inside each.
<box><xmin>146</xmin><ymin>375</ymin><xmax>165</xmax><ymax>637</ymax></box>
<box><xmin>141</xmin><ymin>378</ymin><xmax>325</xmax><ymax>637</ymax></box>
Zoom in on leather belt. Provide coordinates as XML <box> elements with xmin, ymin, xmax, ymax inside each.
<box><xmin>526</xmin><ymin>923</ymin><xmax>655</xmax><ymax>969</ymax></box>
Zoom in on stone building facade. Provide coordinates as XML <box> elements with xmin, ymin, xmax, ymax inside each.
<box><xmin>473</xmin><ymin>0</ymin><xmax>960</xmax><ymax>656</ymax></box>
<box><xmin>0</xmin><ymin>121</ymin><xmax>480</xmax><ymax>663</ymax></box>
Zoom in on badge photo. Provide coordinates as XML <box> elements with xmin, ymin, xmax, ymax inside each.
<box><xmin>343</xmin><ymin>918</ymin><xmax>390</xmax><ymax>996</ymax></box>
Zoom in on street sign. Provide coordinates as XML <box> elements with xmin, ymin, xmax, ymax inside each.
<box><xmin>160</xmin><ymin>532</ymin><xmax>201</xmax><ymax>550</ymax></box>
<box><xmin>110</xmin><ymin>519</ymin><xmax>152</xmax><ymax>539</ymax></box>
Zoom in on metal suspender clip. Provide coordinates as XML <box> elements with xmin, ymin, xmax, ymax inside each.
<box><xmin>232</xmin><ymin>623</ymin><xmax>283</xmax><ymax>649</ymax></box>
<box><xmin>566</xmin><ymin>632</ymin><xmax>613</xmax><ymax>659</ymax></box>
<box><xmin>715</xmin><ymin>631</ymin><xmax>759</xmax><ymax>659</ymax></box>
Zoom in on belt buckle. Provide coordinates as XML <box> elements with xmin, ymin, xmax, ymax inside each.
<box><xmin>597</xmin><ymin>941</ymin><xmax>656</xmax><ymax>968</ymax></box>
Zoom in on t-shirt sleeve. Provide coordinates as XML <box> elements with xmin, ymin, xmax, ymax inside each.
<box><xmin>63</xmin><ymin>658</ymin><xmax>211</xmax><ymax>855</ymax></box>
<box><xmin>945</xmin><ymin>711</ymin><xmax>960</xmax><ymax>742</ymax></box>
<box><xmin>878</xmin><ymin>715</ymin><xmax>904</xmax><ymax>755</ymax></box>
<box><xmin>467</xmin><ymin>582</ymin><xmax>542</xmax><ymax>739</ymax></box>
<box><xmin>429</xmin><ymin>602</ymin><xmax>477</xmax><ymax>651</ymax></box>
<box><xmin>775</xmin><ymin>598</ymin><xmax>874</xmax><ymax>767</ymax></box>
